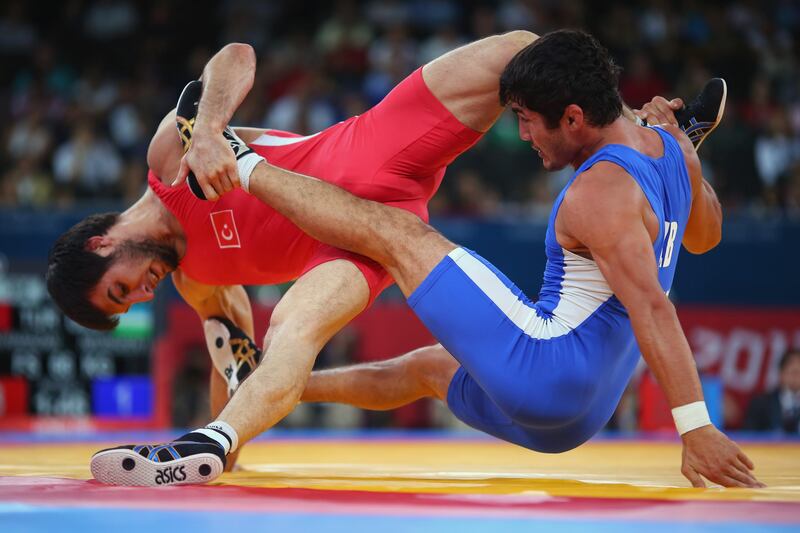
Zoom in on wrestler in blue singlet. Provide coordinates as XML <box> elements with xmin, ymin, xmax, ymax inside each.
<box><xmin>408</xmin><ymin>126</ymin><xmax>692</xmax><ymax>453</ymax></box>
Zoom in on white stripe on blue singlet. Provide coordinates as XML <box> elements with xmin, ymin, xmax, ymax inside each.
<box><xmin>447</xmin><ymin>247</ymin><xmax>612</xmax><ymax>340</ymax></box>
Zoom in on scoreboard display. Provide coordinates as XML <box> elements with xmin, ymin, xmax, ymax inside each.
<box><xmin>0</xmin><ymin>272</ymin><xmax>153</xmax><ymax>419</ymax></box>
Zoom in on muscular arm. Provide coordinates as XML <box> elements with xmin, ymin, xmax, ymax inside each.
<box><xmin>560</xmin><ymin>164</ymin><xmax>760</xmax><ymax>488</ymax></box>
<box><xmin>683</xmin><ymin>179</ymin><xmax>722</xmax><ymax>253</ymax></box>
<box><xmin>660</xmin><ymin>125</ymin><xmax>723</xmax><ymax>254</ymax></box>
<box><xmin>174</xmin><ymin>43</ymin><xmax>257</xmax><ymax>200</ymax></box>
<box><xmin>195</xmin><ymin>43</ymin><xmax>256</xmax><ymax>134</ymax></box>
<box><xmin>560</xmin><ymin>164</ymin><xmax>703</xmax><ymax>409</ymax></box>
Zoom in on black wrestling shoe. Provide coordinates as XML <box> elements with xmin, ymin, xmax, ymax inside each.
<box><xmin>204</xmin><ymin>317</ymin><xmax>263</xmax><ymax>398</ymax></box>
<box><xmin>90</xmin><ymin>433</ymin><xmax>226</xmax><ymax>486</ymax></box>
<box><xmin>675</xmin><ymin>78</ymin><xmax>727</xmax><ymax>150</ymax></box>
<box><xmin>175</xmin><ymin>79</ymin><xmax>202</xmax><ymax>154</ymax></box>
<box><xmin>175</xmin><ymin>80</ymin><xmax>206</xmax><ymax>199</ymax></box>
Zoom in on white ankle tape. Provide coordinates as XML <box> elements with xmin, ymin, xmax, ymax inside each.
<box><xmin>672</xmin><ymin>401</ymin><xmax>712</xmax><ymax>435</ymax></box>
<box><xmin>237</xmin><ymin>152</ymin><xmax>264</xmax><ymax>192</ymax></box>
<box><xmin>197</xmin><ymin>420</ymin><xmax>239</xmax><ymax>454</ymax></box>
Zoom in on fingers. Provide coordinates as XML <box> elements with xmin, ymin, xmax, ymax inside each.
<box><xmin>172</xmin><ymin>158</ymin><xmax>190</xmax><ymax>186</ymax></box>
<box><xmin>200</xmin><ymin>179</ymin><xmax>219</xmax><ymax>202</ymax></box>
<box><xmin>228</xmin><ymin>166</ymin><xmax>241</xmax><ymax>189</ymax></box>
<box><xmin>732</xmin><ymin>456</ymin><xmax>766</xmax><ymax>488</ymax></box>
<box><xmin>723</xmin><ymin>465</ymin><xmax>759</xmax><ymax>488</ymax></box>
<box><xmin>738</xmin><ymin>450</ymin><xmax>755</xmax><ymax>470</ymax></box>
<box><xmin>682</xmin><ymin>464</ymin><xmax>706</xmax><ymax>488</ymax></box>
<box><xmin>718</xmin><ymin>474</ymin><xmax>749</xmax><ymax>488</ymax></box>
<box><xmin>218</xmin><ymin>171</ymin><xmax>235</xmax><ymax>194</ymax></box>
<box><xmin>638</xmin><ymin>96</ymin><xmax>680</xmax><ymax>126</ymax></box>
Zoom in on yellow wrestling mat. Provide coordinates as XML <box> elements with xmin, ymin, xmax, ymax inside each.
<box><xmin>4</xmin><ymin>438</ymin><xmax>799</xmax><ymax>501</ymax></box>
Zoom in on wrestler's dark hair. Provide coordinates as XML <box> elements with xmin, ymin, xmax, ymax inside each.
<box><xmin>46</xmin><ymin>212</ymin><xmax>121</xmax><ymax>331</ymax></box>
<box><xmin>500</xmin><ymin>29</ymin><xmax>622</xmax><ymax>129</ymax></box>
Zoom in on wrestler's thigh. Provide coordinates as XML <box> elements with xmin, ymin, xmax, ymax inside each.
<box><xmin>265</xmin><ymin>259</ymin><xmax>370</xmax><ymax>357</ymax></box>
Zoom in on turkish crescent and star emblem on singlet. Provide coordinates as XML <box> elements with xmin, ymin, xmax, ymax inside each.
<box><xmin>210</xmin><ymin>210</ymin><xmax>241</xmax><ymax>249</ymax></box>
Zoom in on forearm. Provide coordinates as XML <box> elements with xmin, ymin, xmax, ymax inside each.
<box><xmin>630</xmin><ymin>298</ymin><xmax>704</xmax><ymax>408</ymax></box>
<box><xmin>684</xmin><ymin>180</ymin><xmax>722</xmax><ymax>254</ymax></box>
<box><xmin>195</xmin><ymin>43</ymin><xmax>256</xmax><ymax>134</ymax></box>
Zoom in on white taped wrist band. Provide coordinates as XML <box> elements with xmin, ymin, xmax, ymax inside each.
<box><xmin>237</xmin><ymin>152</ymin><xmax>264</xmax><ymax>192</ymax></box>
<box><xmin>672</xmin><ymin>401</ymin><xmax>712</xmax><ymax>435</ymax></box>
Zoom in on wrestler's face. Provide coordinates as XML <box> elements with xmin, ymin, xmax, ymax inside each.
<box><xmin>89</xmin><ymin>239</ymin><xmax>179</xmax><ymax>316</ymax></box>
<box><xmin>511</xmin><ymin>105</ymin><xmax>576</xmax><ymax>171</ymax></box>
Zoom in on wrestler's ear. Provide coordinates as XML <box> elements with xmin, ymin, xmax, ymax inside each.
<box><xmin>563</xmin><ymin>104</ymin><xmax>584</xmax><ymax>129</ymax></box>
<box><xmin>86</xmin><ymin>235</ymin><xmax>111</xmax><ymax>252</ymax></box>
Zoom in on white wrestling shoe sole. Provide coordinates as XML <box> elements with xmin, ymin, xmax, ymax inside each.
<box><xmin>90</xmin><ymin>448</ymin><xmax>224</xmax><ymax>487</ymax></box>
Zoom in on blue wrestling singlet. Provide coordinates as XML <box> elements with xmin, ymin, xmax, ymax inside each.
<box><xmin>407</xmin><ymin>127</ymin><xmax>693</xmax><ymax>453</ymax></box>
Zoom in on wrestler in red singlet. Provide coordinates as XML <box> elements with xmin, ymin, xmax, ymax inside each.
<box><xmin>148</xmin><ymin>68</ymin><xmax>482</xmax><ymax>305</ymax></box>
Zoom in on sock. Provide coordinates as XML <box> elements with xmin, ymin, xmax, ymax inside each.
<box><xmin>192</xmin><ymin>420</ymin><xmax>239</xmax><ymax>455</ymax></box>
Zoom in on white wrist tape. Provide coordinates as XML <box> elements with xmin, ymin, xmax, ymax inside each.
<box><xmin>237</xmin><ymin>152</ymin><xmax>264</xmax><ymax>192</ymax></box>
<box><xmin>672</xmin><ymin>401</ymin><xmax>712</xmax><ymax>435</ymax></box>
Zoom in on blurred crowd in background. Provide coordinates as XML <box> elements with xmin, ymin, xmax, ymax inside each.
<box><xmin>2</xmin><ymin>0</ymin><xmax>800</xmax><ymax>216</ymax></box>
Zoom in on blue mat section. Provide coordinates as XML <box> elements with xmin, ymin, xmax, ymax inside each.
<box><xmin>0</xmin><ymin>506</ymin><xmax>796</xmax><ymax>533</ymax></box>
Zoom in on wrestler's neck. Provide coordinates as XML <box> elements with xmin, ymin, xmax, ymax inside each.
<box><xmin>570</xmin><ymin>117</ymin><xmax>642</xmax><ymax>168</ymax></box>
<box><xmin>115</xmin><ymin>189</ymin><xmax>187</xmax><ymax>258</ymax></box>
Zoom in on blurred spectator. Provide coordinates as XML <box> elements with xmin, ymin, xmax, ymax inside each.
<box><xmin>620</xmin><ymin>51</ymin><xmax>669</xmax><ymax>109</ymax></box>
<box><xmin>363</xmin><ymin>24</ymin><xmax>416</xmax><ymax>104</ymax></box>
<box><xmin>441</xmin><ymin>169</ymin><xmax>500</xmax><ymax>217</ymax></box>
<box><xmin>6</xmin><ymin>105</ymin><xmax>52</xmax><ymax>161</ymax></box>
<box><xmin>1</xmin><ymin>157</ymin><xmax>52</xmax><ymax>207</ymax></box>
<box><xmin>417</xmin><ymin>26</ymin><xmax>464</xmax><ymax>65</ymax></box>
<box><xmin>755</xmin><ymin>109</ymin><xmax>800</xmax><ymax>206</ymax></box>
<box><xmin>73</xmin><ymin>63</ymin><xmax>118</xmax><ymax>115</ymax></box>
<box><xmin>83</xmin><ymin>0</ymin><xmax>139</xmax><ymax>42</ymax></box>
<box><xmin>0</xmin><ymin>0</ymin><xmax>797</xmax><ymax>214</ymax></box>
<box><xmin>263</xmin><ymin>72</ymin><xmax>337</xmax><ymax>134</ymax></box>
<box><xmin>108</xmin><ymin>81</ymin><xmax>147</xmax><ymax>159</ymax></box>
<box><xmin>743</xmin><ymin>349</ymin><xmax>800</xmax><ymax>433</ymax></box>
<box><xmin>316</xmin><ymin>0</ymin><xmax>372</xmax><ymax>81</ymax></box>
<box><xmin>0</xmin><ymin>1</ymin><xmax>36</xmax><ymax>56</ymax></box>
<box><xmin>52</xmin><ymin>119</ymin><xmax>123</xmax><ymax>199</ymax></box>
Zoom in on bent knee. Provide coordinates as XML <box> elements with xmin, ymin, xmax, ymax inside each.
<box><xmin>378</xmin><ymin>210</ymin><xmax>431</xmax><ymax>258</ymax></box>
<box><xmin>408</xmin><ymin>344</ymin><xmax>459</xmax><ymax>401</ymax></box>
